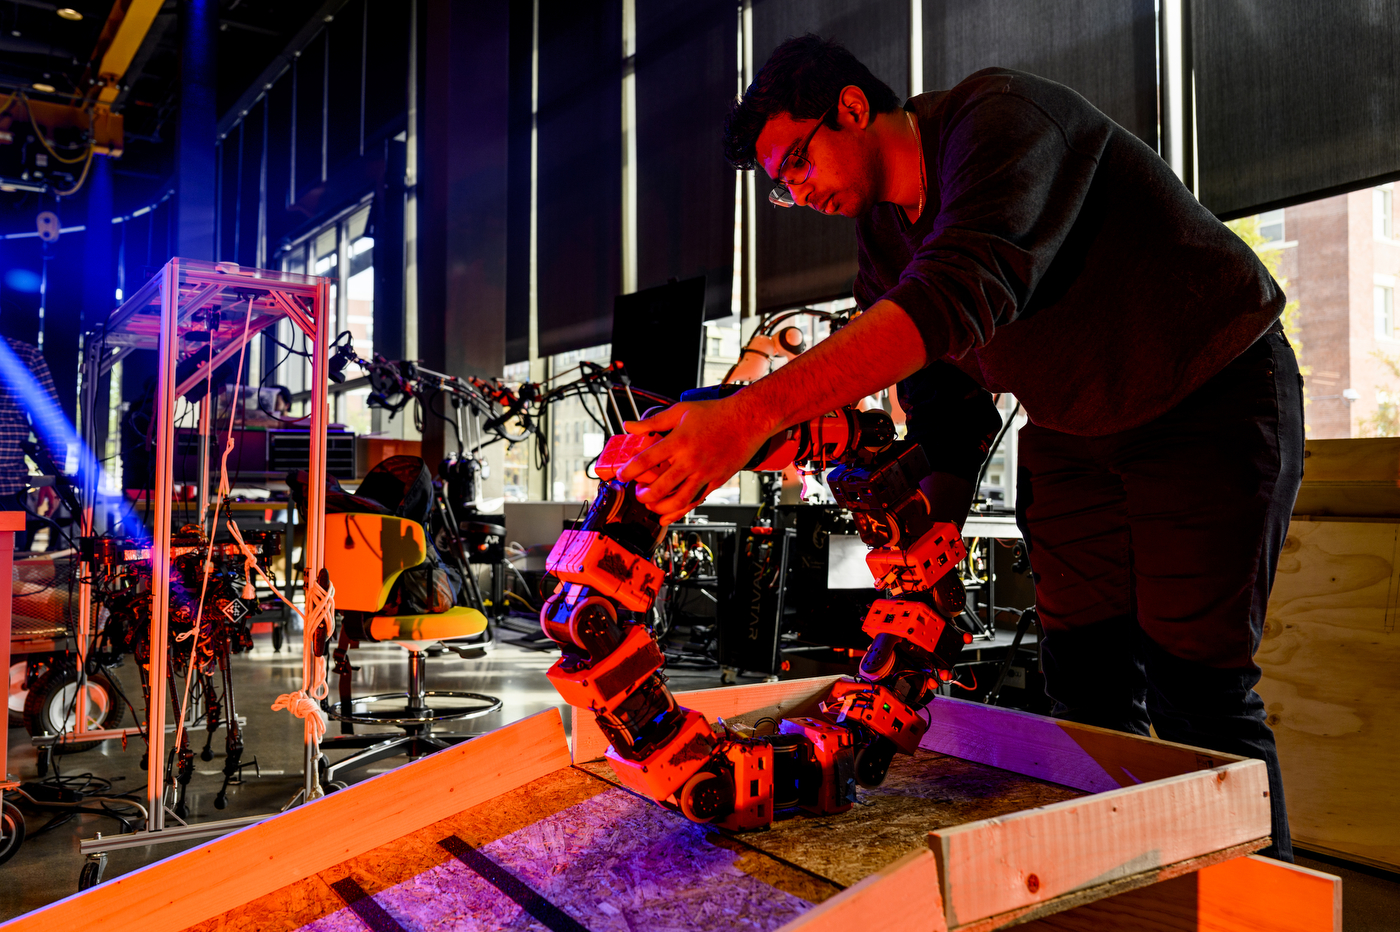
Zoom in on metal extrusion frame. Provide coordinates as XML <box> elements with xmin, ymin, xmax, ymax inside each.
<box><xmin>72</xmin><ymin>258</ymin><xmax>332</xmax><ymax>838</ymax></box>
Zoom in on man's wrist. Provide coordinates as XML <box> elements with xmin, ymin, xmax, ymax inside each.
<box><xmin>728</xmin><ymin>383</ymin><xmax>789</xmax><ymax>438</ymax></box>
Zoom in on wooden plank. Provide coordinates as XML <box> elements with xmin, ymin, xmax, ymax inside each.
<box><xmin>1299</xmin><ymin>437</ymin><xmax>1400</xmax><ymax>483</ymax></box>
<box><xmin>919</xmin><ymin>695</ymin><xmax>1244</xmax><ymax>793</ymax></box>
<box><xmin>1293</xmin><ymin>438</ymin><xmax>1400</xmax><ymax>516</ymax></box>
<box><xmin>2</xmin><ymin>707</ymin><xmax>572</xmax><ymax>932</ymax></box>
<box><xmin>927</xmin><ymin>759</ymin><xmax>1271</xmax><ymax>929</ymax></box>
<box><xmin>571</xmin><ymin>674</ymin><xmax>842</xmax><ymax>763</ymax></box>
<box><xmin>1260</xmin><ymin>518</ymin><xmax>1400</xmax><ymax>869</ymax></box>
<box><xmin>1017</xmin><ymin>854</ymin><xmax>1342</xmax><ymax>932</ymax></box>
<box><xmin>190</xmin><ymin>766</ymin><xmax>618</xmax><ymax>932</ymax></box>
<box><xmin>776</xmin><ymin>849</ymin><xmax>948</xmax><ymax>932</ymax></box>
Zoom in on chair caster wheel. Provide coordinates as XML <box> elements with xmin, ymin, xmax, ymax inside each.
<box><xmin>325</xmin><ymin>780</ymin><xmax>347</xmax><ymax>793</ymax></box>
<box><xmin>78</xmin><ymin>853</ymin><xmax>107</xmax><ymax>890</ymax></box>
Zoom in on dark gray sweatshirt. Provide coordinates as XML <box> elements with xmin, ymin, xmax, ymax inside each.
<box><xmin>856</xmin><ymin>68</ymin><xmax>1283</xmax><ymax>457</ymax></box>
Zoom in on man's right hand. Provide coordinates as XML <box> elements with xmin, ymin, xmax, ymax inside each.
<box><xmin>616</xmin><ymin>392</ymin><xmax>778</xmax><ymax>523</ymax></box>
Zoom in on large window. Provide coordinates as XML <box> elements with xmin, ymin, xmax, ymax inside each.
<box><xmin>275</xmin><ymin>202</ymin><xmax>375</xmax><ymax>436</ymax></box>
<box><xmin>1378</xmin><ymin>281</ymin><xmax>1396</xmax><ymax>341</ymax></box>
<box><xmin>1376</xmin><ymin>185</ymin><xmax>1395</xmax><ymax>240</ymax></box>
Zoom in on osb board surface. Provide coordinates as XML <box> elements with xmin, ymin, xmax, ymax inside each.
<box><xmin>582</xmin><ymin>748</ymin><xmax>1085</xmax><ymax>889</ymax></box>
<box><xmin>186</xmin><ymin>766</ymin><xmax>837</xmax><ymax>932</ymax></box>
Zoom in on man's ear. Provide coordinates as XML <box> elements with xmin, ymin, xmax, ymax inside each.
<box><xmin>838</xmin><ymin>85</ymin><xmax>872</xmax><ymax>129</ymax></box>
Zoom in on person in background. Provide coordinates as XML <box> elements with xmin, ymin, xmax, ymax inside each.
<box><xmin>0</xmin><ymin>317</ymin><xmax>70</xmax><ymax>548</ymax></box>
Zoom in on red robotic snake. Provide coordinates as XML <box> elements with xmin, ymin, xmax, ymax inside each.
<box><xmin>538</xmin><ymin>396</ymin><xmax>972</xmax><ymax>830</ymax></box>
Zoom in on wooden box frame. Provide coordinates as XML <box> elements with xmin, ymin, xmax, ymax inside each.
<box><xmin>1</xmin><ymin>677</ymin><xmax>1338</xmax><ymax>932</ymax></box>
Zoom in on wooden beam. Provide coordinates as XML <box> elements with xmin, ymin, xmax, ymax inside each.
<box><xmin>928</xmin><ymin>759</ymin><xmax>1271</xmax><ymax>929</ymax></box>
<box><xmin>776</xmin><ymin>849</ymin><xmax>948</xmax><ymax>932</ymax></box>
<box><xmin>1</xmin><ymin>708</ymin><xmax>572</xmax><ymax>932</ymax></box>
<box><xmin>919</xmin><ymin>695</ymin><xmax>1245</xmax><ymax>793</ymax></box>
<box><xmin>1016</xmin><ymin>854</ymin><xmax>1341</xmax><ymax>932</ymax></box>
<box><xmin>571</xmin><ymin>675</ymin><xmax>842</xmax><ymax>763</ymax></box>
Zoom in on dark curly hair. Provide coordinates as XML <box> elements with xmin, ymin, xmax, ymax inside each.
<box><xmin>723</xmin><ymin>34</ymin><xmax>902</xmax><ymax>170</ymax></box>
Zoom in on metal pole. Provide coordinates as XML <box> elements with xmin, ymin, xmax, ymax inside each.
<box><xmin>301</xmin><ymin>277</ymin><xmax>332</xmax><ymax>801</ymax></box>
<box><xmin>147</xmin><ymin>259</ymin><xmax>182</xmax><ymax>831</ymax></box>
<box><xmin>73</xmin><ymin>345</ymin><xmax>100</xmax><ymax>738</ymax></box>
<box><xmin>198</xmin><ymin>394</ymin><xmax>211</xmax><ymax>536</ymax></box>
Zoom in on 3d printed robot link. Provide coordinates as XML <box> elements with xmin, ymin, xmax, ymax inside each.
<box><xmin>539</xmin><ymin>404</ymin><xmax>971</xmax><ymax>831</ymax></box>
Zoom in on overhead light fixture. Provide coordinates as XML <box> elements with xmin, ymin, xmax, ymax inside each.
<box><xmin>31</xmin><ymin>83</ymin><xmax>55</xmax><ymax>93</ymax></box>
<box><xmin>56</xmin><ymin>8</ymin><xmax>82</xmax><ymax>21</ymax></box>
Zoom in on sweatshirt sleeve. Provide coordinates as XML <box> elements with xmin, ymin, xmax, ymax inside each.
<box><xmin>884</xmin><ymin>81</ymin><xmax>1108</xmax><ymax>362</ymax></box>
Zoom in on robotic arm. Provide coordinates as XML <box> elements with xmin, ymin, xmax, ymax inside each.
<box><xmin>538</xmin><ymin>399</ymin><xmax>971</xmax><ymax>829</ymax></box>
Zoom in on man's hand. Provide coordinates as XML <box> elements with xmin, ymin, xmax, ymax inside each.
<box><xmin>613</xmin><ymin>300</ymin><xmax>929</xmax><ymax>523</ymax></box>
<box><xmin>616</xmin><ymin>394</ymin><xmax>777</xmax><ymax>523</ymax></box>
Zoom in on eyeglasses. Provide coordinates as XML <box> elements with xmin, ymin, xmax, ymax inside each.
<box><xmin>768</xmin><ymin>106</ymin><xmax>835</xmax><ymax>208</ymax></box>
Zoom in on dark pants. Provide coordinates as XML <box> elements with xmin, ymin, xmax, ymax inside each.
<box><xmin>1014</xmin><ymin>329</ymin><xmax>1303</xmax><ymax>861</ymax></box>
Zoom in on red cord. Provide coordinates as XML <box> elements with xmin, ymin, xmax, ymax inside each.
<box><xmin>950</xmin><ymin>668</ymin><xmax>978</xmax><ymax>691</ymax></box>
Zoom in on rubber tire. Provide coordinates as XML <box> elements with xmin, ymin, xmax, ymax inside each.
<box><xmin>78</xmin><ymin>857</ymin><xmax>104</xmax><ymax>890</ymax></box>
<box><xmin>0</xmin><ymin>800</ymin><xmax>25</xmax><ymax>867</ymax></box>
<box><xmin>853</xmin><ymin>738</ymin><xmax>896</xmax><ymax>788</ymax></box>
<box><xmin>22</xmin><ymin>664</ymin><xmax>125</xmax><ymax>754</ymax></box>
<box><xmin>678</xmin><ymin>771</ymin><xmax>729</xmax><ymax>824</ymax></box>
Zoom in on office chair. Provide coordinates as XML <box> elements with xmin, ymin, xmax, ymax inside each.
<box><xmin>319</xmin><ymin>511</ymin><xmax>501</xmax><ymax>785</ymax></box>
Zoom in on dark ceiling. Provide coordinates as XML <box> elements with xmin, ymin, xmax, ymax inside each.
<box><xmin>0</xmin><ymin>0</ymin><xmax>325</xmax><ymax>184</ymax></box>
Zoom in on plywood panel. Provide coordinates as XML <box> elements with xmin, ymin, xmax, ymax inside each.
<box><xmin>1260</xmin><ymin>518</ymin><xmax>1400</xmax><ymax>869</ymax></box>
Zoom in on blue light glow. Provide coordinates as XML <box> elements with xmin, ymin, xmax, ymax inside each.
<box><xmin>3</xmin><ymin>268</ymin><xmax>41</xmax><ymax>293</ymax></box>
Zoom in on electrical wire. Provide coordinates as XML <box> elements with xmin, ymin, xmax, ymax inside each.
<box><xmin>949</xmin><ymin>668</ymin><xmax>978</xmax><ymax>692</ymax></box>
<box><xmin>21</xmin><ymin>92</ymin><xmax>94</xmax><ymax>164</ymax></box>
<box><xmin>50</xmin><ymin>147</ymin><xmax>94</xmax><ymax>197</ymax></box>
<box><xmin>975</xmin><ymin>400</ymin><xmax>1021</xmax><ymax>496</ymax></box>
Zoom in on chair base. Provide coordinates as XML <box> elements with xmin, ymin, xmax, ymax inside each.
<box><xmin>321</xmin><ymin>732</ymin><xmax>471</xmax><ymax>784</ymax></box>
<box><xmin>325</xmin><ymin>690</ymin><xmax>502</xmax><ymax>727</ymax></box>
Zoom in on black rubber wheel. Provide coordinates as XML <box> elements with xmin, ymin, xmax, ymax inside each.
<box><xmin>678</xmin><ymin>771</ymin><xmax>729</xmax><ymax>824</ymax></box>
<box><xmin>853</xmin><ymin>738</ymin><xmax>896</xmax><ymax>788</ymax></box>
<box><xmin>272</xmin><ymin>620</ymin><xmax>284</xmax><ymax>652</ymax></box>
<box><xmin>22</xmin><ymin>664</ymin><xmax>124</xmax><ymax>754</ymax></box>
<box><xmin>78</xmin><ymin>857</ymin><xmax>104</xmax><ymax>890</ymax></box>
<box><xmin>0</xmin><ymin>800</ymin><xmax>25</xmax><ymax>866</ymax></box>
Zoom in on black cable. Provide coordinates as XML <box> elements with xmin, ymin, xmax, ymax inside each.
<box><xmin>975</xmin><ymin>401</ymin><xmax>1021</xmax><ymax>496</ymax></box>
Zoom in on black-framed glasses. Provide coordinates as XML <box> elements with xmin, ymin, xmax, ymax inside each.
<box><xmin>768</xmin><ymin>106</ymin><xmax>835</xmax><ymax>208</ymax></box>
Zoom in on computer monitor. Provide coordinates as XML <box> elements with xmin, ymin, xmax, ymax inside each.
<box><xmin>610</xmin><ymin>276</ymin><xmax>707</xmax><ymax>407</ymax></box>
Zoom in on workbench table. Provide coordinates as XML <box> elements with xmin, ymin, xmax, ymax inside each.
<box><xmin>0</xmin><ymin>677</ymin><xmax>1339</xmax><ymax>932</ymax></box>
